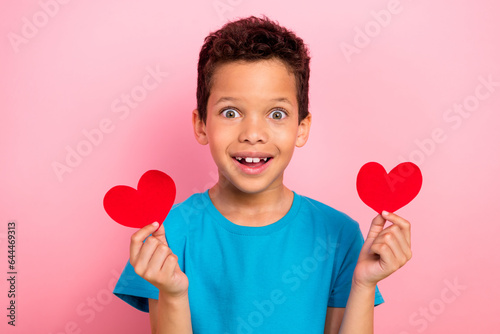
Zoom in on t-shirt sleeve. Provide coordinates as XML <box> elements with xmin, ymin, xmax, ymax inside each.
<box><xmin>327</xmin><ymin>220</ymin><xmax>384</xmax><ymax>308</ymax></box>
<box><xmin>113</xmin><ymin>259</ymin><xmax>159</xmax><ymax>312</ymax></box>
<box><xmin>112</xmin><ymin>203</ymin><xmax>188</xmax><ymax>313</ymax></box>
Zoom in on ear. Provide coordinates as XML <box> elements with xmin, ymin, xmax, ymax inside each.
<box><xmin>295</xmin><ymin>113</ymin><xmax>312</xmax><ymax>148</ymax></box>
<box><xmin>192</xmin><ymin>109</ymin><xmax>208</xmax><ymax>145</ymax></box>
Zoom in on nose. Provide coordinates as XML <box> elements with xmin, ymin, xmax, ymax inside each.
<box><xmin>238</xmin><ymin>114</ymin><xmax>269</xmax><ymax>144</ymax></box>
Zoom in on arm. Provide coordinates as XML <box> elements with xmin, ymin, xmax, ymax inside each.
<box><xmin>324</xmin><ymin>307</ymin><xmax>344</xmax><ymax>334</ymax></box>
<box><xmin>338</xmin><ymin>281</ymin><xmax>376</xmax><ymax>333</ymax></box>
<box><xmin>149</xmin><ymin>295</ymin><xmax>192</xmax><ymax>334</ymax></box>
<box><xmin>324</xmin><ymin>286</ymin><xmax>375</xmax><ymax>334</ymax></box>
<box><xmin>326</xmin><ymin>211</ymin><xmax>412</xmax><ymax>334</ymax></box>
<box><xmin>130</xmin><ymin>222</ymin><xmax>192</xmax><ymax>334</ymax></box>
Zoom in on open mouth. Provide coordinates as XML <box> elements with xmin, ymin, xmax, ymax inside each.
<box><xmin>233</xmin><ymin>156</ymin><xmax>272</xmax><ymax>168</ymax></box>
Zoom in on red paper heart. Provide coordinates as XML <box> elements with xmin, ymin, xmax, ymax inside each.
<box><xmin>103</xmin><ymin>170</ymin><xmax>176</xmax><ymax>228</ymax></box>
<box><xmin>356</xmin><ymin>162</ymin><xmax>422</xmax><ymax>213</ymax></box>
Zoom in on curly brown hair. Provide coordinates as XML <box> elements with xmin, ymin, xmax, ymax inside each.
<box><xmin>196</xmin><ymin>15</ymin><xmax>311</xmax><ymax>124</ymax></box>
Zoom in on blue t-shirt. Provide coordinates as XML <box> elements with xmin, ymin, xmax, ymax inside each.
<box><xmin>113</xmin><ymin>190</ymin><xmax>384</xmax><ymax>333</ymax></box>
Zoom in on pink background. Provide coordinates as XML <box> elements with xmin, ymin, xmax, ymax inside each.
<box><xmin>1</xmin><ymin>0</ymin><xmax>499</xmax><ymax>333</ymax></box>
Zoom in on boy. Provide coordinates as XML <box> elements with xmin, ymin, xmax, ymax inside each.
<box><xmin>113</xmin><ymin>15</ymin><xmax>412</xmax><ymax>333</ymax></box>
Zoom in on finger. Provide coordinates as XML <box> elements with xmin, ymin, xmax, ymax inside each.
<box><xmin>132</xmin><ymin>236</ymin><xmax>162</xmax><ymax>274</ymax></box>
<box><xmin>130</xmin><ymin>222</ymin><xmax>161</xmax><ymax>265</ymax></box>
<box><xmin>161</xmin><ymin>253</ymin><xmax>180</xmax><ymax>279</ymax></box>
<box><xmin>151</xmin><ymin>222</ymin><xmax>168</xmax><ymax>245</ymax></box>
<box><xmin>381</xmin><ymin>211</ymin><xmax>411</xmax><ymax>247</ymax></box>
<box><xmin>377</xmin><ymin>224</ymin><xmax>412</xmax><ymax>261</ymax></box>
<box><xmin>366</xmin><ymin>214</ymin><xmax>388</xmax><ymax>241</ymax></box>
<box><xmin>371</xmin><ymin>237</ymin><xmax>399</xmax><ymax>273</ymax></box>
<box><xmin>376</xmin><ymin>227</ymin><xmax>410</xmax><ymax>267</ymax></box>
<box><xmin>143</xmin><ymin>243</ymin><xmax>172</xmax><ymax>280</ymax></box>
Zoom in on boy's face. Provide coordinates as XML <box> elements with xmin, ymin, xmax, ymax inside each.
<box><xmin>193</xmin><ymin>58</ymin><xmax>311</xmax><ymax>195</ymax></box>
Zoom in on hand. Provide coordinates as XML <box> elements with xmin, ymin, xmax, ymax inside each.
<box><xmin>353</xmin><ymin>211</ymin><xmax>412</xmax><ymax>289</ymax></box>
<box><xmin>130</xmin><ymin>222</ymin><xmax>189</xmax><ymax>298</ymax></box>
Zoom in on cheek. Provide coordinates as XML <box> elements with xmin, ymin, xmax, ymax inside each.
<box><xmin>206</xmin><ymin>121</ymin><xmax>223</xmax><ymax>141</ymax></box>
<box><xmin>207</xmin><ymin>126</ymin><xmax>233</xmax><ymax>154</ymax></box>
<box><xmin>271</xmin><ymin>124</ymin><xmax>298</xmax><ymax>144</ymax></box>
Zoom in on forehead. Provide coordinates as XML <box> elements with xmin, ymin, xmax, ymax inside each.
<box><xmin>208</xmin><ymin>58</ymin><xmax>297</xmax><ymax>107</ymax></box>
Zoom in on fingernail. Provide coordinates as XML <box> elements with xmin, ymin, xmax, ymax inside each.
<box><xmin>152</xmin><ymin>222</ymin><xmax>159</xmax><ymax>227</ymax></box>
<box><xmin>382</xmin><ymin>210</ymin><xmax>389</xmax><ymax>217</ymax></box>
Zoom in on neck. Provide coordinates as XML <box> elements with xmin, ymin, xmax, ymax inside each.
<box><xmin>208</xmin><ymin>174</ymin><xmax>293</xmax><ymax>226</ymax></box>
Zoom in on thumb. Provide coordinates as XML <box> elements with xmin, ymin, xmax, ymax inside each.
<box><xmin>365</xmin><ymin>213</ymin><xmax>388</xmax><ymax>243</ymax></box>
<box><xmin>358</xmin><ymin>214</ymin><xmax>387</xmax><ymax>258</ymax></box>
<box><xmin>151</xmin><ymin>221</ymin><xmax>168</xmax><ymax>245</ymax></box>
<box><xmin>130</xmin><ymin>222</ymin><xmax>165</xmax><ymax>263</ymax></box>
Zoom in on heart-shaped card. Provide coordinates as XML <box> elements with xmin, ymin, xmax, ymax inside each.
<box><xmin>356</xmin><ymin>162</ymin><xmax>422</xmax><ymax>213</ymax></box>
<box><xmin>103</xmin><ymin>170</ymin><xmax>176</xmax><ymax>228</ymax></box>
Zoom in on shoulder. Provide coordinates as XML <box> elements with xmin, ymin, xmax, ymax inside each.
<box><xmin>168</xmin><ymin>192</ymin><xmax>207</xmax><ymax>220</ymax></box>
<box><xmin>162</xmin><ymin>191</ymin><xmax>208</xmax><ymax>237</ymax></box>
<box><xmin>297</xmin><ymin>194</ymin><xmax>357</xmax><ymax>225</ymax></box>
<box><xmin>295</xmin><ymin>193</ymin><xmax>361</xmax><ymax>235</ymax></box>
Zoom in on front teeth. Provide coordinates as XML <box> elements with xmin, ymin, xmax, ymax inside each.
<box><xmin>236</xmin><ymin>157</ymin><xmax>269</xmax><ymax>163</ymax></box>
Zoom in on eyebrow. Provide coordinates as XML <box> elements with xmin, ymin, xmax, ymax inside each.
<box><xmin>214</xmin><ymin>96</ymin><xmax>294</xmax><ymax>106</ymax></box>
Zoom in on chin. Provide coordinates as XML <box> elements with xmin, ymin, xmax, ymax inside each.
<box><xmin>233</xmin><ymin>178</ymin><xmax>283</xmax><ymax>195</ymax></box>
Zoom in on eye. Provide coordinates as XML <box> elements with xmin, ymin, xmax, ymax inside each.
<box><xmin>269</xmin><ymin>109</ymin><xmax>287</xmax><ymax>120</ymax></box>
<box><xmin>221</xmin><ymin>108</ymin><xmax>241</xmax><ymax>118</ymax></box>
